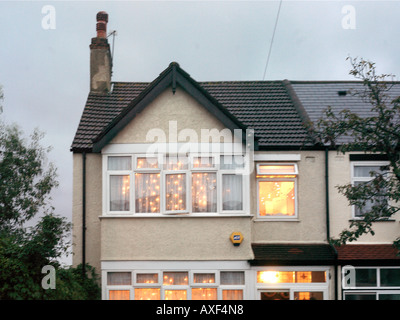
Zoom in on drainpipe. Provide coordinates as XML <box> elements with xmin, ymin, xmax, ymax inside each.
<box><xmin>325</xmin><ymin>147</ymin><xmax>338</xmax><ymax>300</ymax></box>
<box><xmin>82</xmin><ymin>152</ymin><xmax>87</xmax><ymax>277</ymax></box>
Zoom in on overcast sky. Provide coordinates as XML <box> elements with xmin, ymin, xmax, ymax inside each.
<box><xmin>1</xmin><ymin>0</ymin><xmax>400</xmax><ymax>265</ymax></box>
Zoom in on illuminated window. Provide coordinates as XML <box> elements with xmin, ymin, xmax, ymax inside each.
<box><xmin>106</xmin><ymin>154</ymin><xmax>246</xmax><ymax>214</ymax></box>
<box><xmin>136</xmin><ymin>273</ymin><xmax>158</xmax><ymax>284</ymax></box>
<box><xmin>163</xmin><ymin>272</ymin><xmax>189</xmax><ymax>285</ymax></box>
<box><xmin>135</xmin><ymin>173</ymin><xmax>160</xmax><ymax>213</ymax></box>
<box><xmin>257</xmin><ymin>271</ymin><xmax>326</xmax><ymax>283</ymax></box>
<box><xmin>222</xmin><ymin>290</ymin><xmax>243</xmax><ymax>300</ymax></box>
<box><xmin>109</xmin><ymin>290</ymin><xmax>130</xmax><ymax>300</ymax></box>
<box><xmin>135</xmin><ymin>288</ymin><xmax>160</xmax><ymax>300</ymax></box>
<box><xmin>165</xmin><ymin>290</ymin><xmax>187</xmax><ymax>300</ymax></box>
<box><xmin>110</xmin><ymin>175</ymin><xmax>130</xmax><ymax>211</ymax></box>
<box><xmin>257</xmin><ymin>163</ymin><xmax>297</xmax><ymax>218</ymax></box>
<box><xmin>192</xmin><ymin>288</ymin><xmax>217</xmax><ymax>300</ymax></box>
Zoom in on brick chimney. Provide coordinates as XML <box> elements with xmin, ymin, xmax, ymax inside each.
<box><xmin>89</xmin><ymin>11</ymin><xmax>112</xmax><ymax>94</ymax></box>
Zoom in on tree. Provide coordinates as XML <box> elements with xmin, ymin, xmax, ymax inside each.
<box><xmin>308</xmin><ymin>57</ymin><xmax>400</xmax><ymax>251</ymax></box>
<box><xmin>0</xmin><ymin>87</ymin><xmax>100</xmax><ymax>299</ymax></box>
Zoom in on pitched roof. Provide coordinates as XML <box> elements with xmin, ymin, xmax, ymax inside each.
<box><xmin>71</xmin><ymin>63</ymin><xmax>310</xmax><ymax>152</ymax></box>
<box><xmin>250</xmin><ymin>243</ymin><xmax>337</xmax><ymax>266</ymax></box>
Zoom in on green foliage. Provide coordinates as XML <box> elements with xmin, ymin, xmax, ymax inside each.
<box><xmin>308</xmin><ymin>57</ymin><xmax>400</xmax><ymax>250</ymax></box>
<box><xmin>0</xmin><ymin>87</ymin><xmax>100</xmax><ymax>299</ymax></box>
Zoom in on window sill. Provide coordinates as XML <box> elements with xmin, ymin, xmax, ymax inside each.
<box><xmin>254</xmin><ymin>218</ymin><xmax>300</xmax><ymax>222</ymax></box>
<box><xmin>349</xmin><ymin>218</ymin><xmax>396</xmax><ymax>222</ymax></box>
<box><xmin>100</xmin><ymin>213</ymin><xmax>253</xmax><ymax>219</ymax></box>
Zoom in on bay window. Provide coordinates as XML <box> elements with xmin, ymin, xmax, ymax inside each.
<box><xmin>105</xmin><ymin>154</ymin><xmax>246</xmax><ymax>215</ymax></box>
<box><xmin>105</xmin><ymin>270</ymin><xmax>245</xmax><ymax>300</ymax></box>
<box><xmin>256</xmin><ymin>163</ymin><xmax>298</xmax><ymax>218</ymax></box>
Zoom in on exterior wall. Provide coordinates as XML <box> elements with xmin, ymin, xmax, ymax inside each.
<box><xmin>328</xmin><ymin>151</ymin><xmax>400</xmax><ymax>243</ymax></box>
<box><xmin>101</xmin><ymin>216</ymin><xmax>253</xmax><ymax>261</ymax></box>
<box><xmin>110</xmin><ymin>85</ymin><xmax>227</xmax><ymax>145</ymax></box>
<box><xmin>252</xmin><ymin>150</ymin><xmax>327</xmax><ymax>243</ymax></box>
<box><xmin>72</xmin><ymin>152</ymin><xmax>102</xmax><ymax>273</ymax></box>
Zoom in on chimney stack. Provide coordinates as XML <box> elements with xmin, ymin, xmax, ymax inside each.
<box><xmin>90</xmin><ymin>11</ymin><xmax>112</xmax><ymax>94</ymax></box>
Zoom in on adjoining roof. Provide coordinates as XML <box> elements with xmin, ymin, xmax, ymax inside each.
<box><xmin>336</xmin><ymin>244</ymin><xmax>400</xmax><ymax>266</ymax></box>
<box><xmin>250</xmin><ymin>243</ymin><xmax>337</xmax><ymax>266</ymax></box>
<box><xmin>71</xmin><ymin>63</ymin><xmax>310</xmax><ymax>152</ymax></box>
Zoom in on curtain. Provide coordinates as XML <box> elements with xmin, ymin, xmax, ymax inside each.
<box><xmin>220</xmin><ymin>155</ymin><xmax>244</xmax><ymax>169</ymax></box>
<box><xmin>165</xmin><ymin>174</ymin><xmax>186</xmax><ymax>211</ymax></box>
<box><xmin>193</xmin><ymin>273</ymin><xmax>215</xmax><ymax>284</ymax></box>
<box><xmin>220</xmin><ymin>271</ymin><xmax>245</xmax><ymax>285</ymax></box>
<box><xmin>165</xmin><ymin>290</ymin><xmax>187</xmax><ymax>300</ymax></box>
<box><xmin>135</xmin><ymin>173</ymin><xmax>160</xmax><ymax>213</ymax></box>
<box><xmin>163</xmin><ymin>272</ymin><xmax>189</xmax><ymax>285</ymax></box>
<box><xmin>108</xmin><ymin>156</ymin><xmax>131</xmax><ymax>170</ymax></box>
<box><xmin>110</xmin><ymin>175</ymin><xmax>130</xmax><ymax>211</ymax></box>
<box><xmin>107</xmin><ymin>272</ymin><xmax>131</xmax><ymax>285</ymax></box>
<box><xmin>109</xmin><ymin>290</ymin><xmax>130</xmax><ymax>300</ymax></box>
<box><xmin>135</xmin><ymin>288</ymin><xmax>160</xmax><ymax>300</ymax></box>
<box><xmin>137</xmin><ymin>157</ymin><xmax>158</xmax><ymax>169</ymax></box>
<box><xmin>136</xmin><ymin>273</ymin><xmax>158</xmax><ymax>284</ymax></box>
<box><xmin>222</xmin><ymin>290</ymin><xmax>243</xmax><ymax>300</ymax></box>
<box><xmin>222</xmin><ymin>174</ymin><xmax>243</xmax><ymax>210</ymax></box>
<box><xmin>192</xmin><ymin>173</ymin><xmax>217</xmax><ymax>212</ymax></box>
<box><xmin>192</xmin><ymin>288</ymin><xmax>217</xmax><ymax>300</ymax></box>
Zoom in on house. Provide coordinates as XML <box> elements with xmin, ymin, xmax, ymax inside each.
<box><xmin>70</xmin><ymin>12</ymin><xmax>400</xmax><ymax>300</ymax></box>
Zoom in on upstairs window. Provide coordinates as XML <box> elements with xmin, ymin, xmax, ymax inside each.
<box><xmin>256</xmin><ymin>163</ymin><xmax>298</xmax><ymax>218</ymax></box>
<box><xmin>351</xmin><ymin>162</ymin><xmax>389</xmax><ymax>218</ymax></box>
<box><xmin>105</xmin><ymin>154</ymin><xmax>246</xmax><ymax>215</ymax></box>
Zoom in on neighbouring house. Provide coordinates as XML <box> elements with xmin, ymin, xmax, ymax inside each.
<box><xmin>70</xmin><ymin>12</ymin><xmax>400</xmax><ymax>300</ymax></box>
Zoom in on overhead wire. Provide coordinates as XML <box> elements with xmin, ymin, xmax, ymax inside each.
<box><xmin>263</xmin><ymin>0</ymin><xmax>283</xmax><ymax>80</ymax></box>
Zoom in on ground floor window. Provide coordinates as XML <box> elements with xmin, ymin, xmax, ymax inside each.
<box><xmin>255</xmin><ymin>267</ymin><xmax>330</xmax><ymax>300</ymax></box>
<box><xmin>105</xmin><ymin>269</ymin><xmax>246</xmax><ymax>300</ymax></box>
<box><xmin>342</xmin><ymin>266</ymin><xmax>400</xmax><ymax>300</ymax></box>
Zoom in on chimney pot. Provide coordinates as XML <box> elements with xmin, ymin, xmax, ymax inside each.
<box><xmin>96</xmin><ymin>11</ymin><xmax>108</xmax><ymax>38</ymax></box>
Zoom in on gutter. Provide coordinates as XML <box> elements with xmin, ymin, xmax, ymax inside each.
<box><xmin>82</xmin><ymin>152</ymin><xmax>87</xmax><ymax>276</ymax></box>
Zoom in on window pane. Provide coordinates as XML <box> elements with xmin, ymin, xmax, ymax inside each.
<box><xmin>135</xmin><ymin>288</ymin><xmax>160</xmax><ymax>300</ymax></box>
<box><xmin>222</xmin><ymin>290</ymin><xmax>243</xmax><ymax>300</ymax></box>
<box><xmin>107</xmin><ymin>272</ymin><xmax>131</xmax><ymax>285</ymax></box>
<box><xmin>136</xmin><ymin>273</ymin><xmax>158</xmax><ymax>284</ymax></box>
<box><xmin>165</xmin><ymin>290</ymin><xmax>187</xmax><ymax>300</ymax></box>
<box><xmin>353</xmin><ymin>181</ymin><xmax>388</xmax><ymax>218</ymax></box>
<box><xmin>192</xmin><ymin>173</ymin><xmax>217</xmax><ymax>212</ymax></box>
<box><xmin>260</xmin><ymin>291</ymin><xmax>289</xmax><ymax>300</ymax></box>
<box><xmin>109</xmin><ymin>290</ymin><xmax>130</xmax><ymax>300</ymax></box>
<box><xmin>220</xmin><ymin>155</ymin><xmax>245</xmax><ymax>169</ymax></box>
<box><xmin>163</xmin><ymin>272</ymin><xmax>189</xmax><ymax>285</ymax></box>
<box><xmin>380</xmin><ymin>269</ymin><xmax>400</xmax><ymax>287</ymax></box>
<box><xmin>220</xmin><ymin>271</ymin><xmax>245</xmax><ymax>285</ymax></box>
<box><xmin>137</xmin><ymin>157</ymin><xmax>158</xmax><ymax>169</ymax></box>
<box><xmin>294</xmin><ymin>292</ymin><xmax>324</xmax><ymax>300</ymax></box>
<box><xmin>296</xmin><ymin>271</ymin><xmax>326</xmax><ymax>283</ymax></box>
<box><xmin>379</xmin><ymin>294</ymin><xmax>400</xmax><ymax>300</ymax></box>
<box><xmin>110</xmin><ymin>175</ymin><xmax>130</xmax><ymax>211</ymax></box>
<box><xmin>108</xmin><ymin>156</ymin><xmax>131</xmax><ymax>170</ymax></box>
<box><xmin>356</xmin><ymin>269</ymin><xmax>377</xmax><ymax>287</ymax></box>
<box><xmin>222</xmin><ymin>174</ymin><xmax>243</xmax><ymax>210</ymax></box>
<box><xmin>259</xmin><ymin>181</ymin><xmax>295</xmax><ymax>216</ymax></box>
<box><xmin>354</xmin><ymin>166</ymin><xmax>383</xmax><ymax>177</ymax></box>
<box><xmin>345</xmin><ymin>293</ymin><xmax>376</xmax><ymax>300</ymax></box>
<box><xmin>165</xmin><ymin>174</ymin><xmax>186</xmax><ymax>211</ymax></box>
<box><xmin>165</xmin><ymin>156</ymin><xmax>188</xmax><ymax>170</ymax></box>
<box><xmin>193</xmin><ymin>157</ymin><xmax>214</xmax><ymax>168</ymax></box>
<box><xmin>193</xmin><ymin>273</ymin><xmax>215</xmax><ymax>284</ymax></box>
<box><xmin>192</xmin><ymin>288</ymin><xmax>217</xmax><ymax>300</ymax></box>
<box><xmin>135</xmin><ymin>173</ymin><xmax>160</xmax><ymax>213</ymax></box>
<box><xmin>257</xmin><ymin>271</ymin><xmax>294</xmax><ymax>283</ymax></box>
<box><xmin>258</xmin><ymin>164</ymin><xmax>296</xmax><ymax>175</ymax></box>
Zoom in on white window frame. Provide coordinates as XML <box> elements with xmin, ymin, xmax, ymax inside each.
<box><xmin>103</xmin><ymin>268</ymin><xmax>247</xmax><ymax>300</ymax></box>
<box><xmin>342</xmin><ymin>266</ymin><xmax>400</xmax><ymax>290</ymax></box>
<box><xmin>254</xmin><ymin>266</ymin><xmax>330</xmax><ymax>300</ymax></box>
<box><xmin>351</xmin><ymin>161</ymin><xmax>390</xmax><ymax>219</ymax></box>
<box><xmin>103</xmin><ymin>153</ymin><xmax>249</xmax><ymax>216</ymax></box>
<box><xmin>256</xmin><ymin>163</ymin><xmax>298</xmax><ymax>220</ymax></box>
